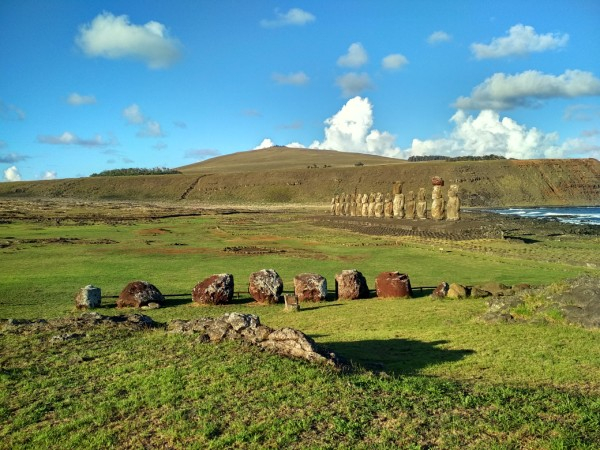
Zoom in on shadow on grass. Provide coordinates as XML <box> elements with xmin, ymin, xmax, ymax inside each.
<box><xmin>326</xmin><ymin>338</ymin><xmax>475</xmax><ymax>376</ymax></box>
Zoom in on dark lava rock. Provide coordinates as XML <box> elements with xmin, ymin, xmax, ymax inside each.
<box><xmin>248</xmin><ymin>269</ymin><xmax>283</xmax><ymax>304</ymax></box>
<box><xmin>192</xmin><ymin>273</ymin><xmax>234</xmax><ymax>305</ymax></box>
<box><xmin>293</xmin><ymin>273</ymin><xmax>327</xmax><ymax>302</ymax></box>
<box><xmin>335</xmin><ymin>269</ymin><xmax>369</xmax><ymax>300</ymax></box>
<box><xmin>431</xmin><ymin>282</ymin><xmax>449</xmax><ymax>298</ymax></box>
<box><xmin>375</xmin><ymin>272</ymin><xmax>412</xmax><ymax>298</ymax></box>
<box><xmin>117</xmin><ymin>281</ymin><xmax>164</xmax><ymax>308</ymax></box>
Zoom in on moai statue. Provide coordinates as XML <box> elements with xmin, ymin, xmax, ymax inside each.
<box><xmin>405</xmin><ymin>191</ymin><xmax>416</xmax><ymax>219</ymax></box>
<box><xmin>416</xmin><ymin>188</ymin><xmax>427</xmax><ymax>220</ymax></box>
<box><xmin>446</xmin><ymin>184</ymin><xmax>461</xmax><ymax>221</ymax></box>
<box><xmin>349</xmin><ymin>193</ymin><xmax>356</xmax><ymax>216</ymax></box>
<box><xmin>392</xmin><ymin>182</ymin><xmax>405</xmax><ymax>219</ymax></box>
<box><xmin>361</xmin><ymin>193</ymin><xmax>369</xmax><ymax>217</ymax></box>
<box><xmin>431</xmin><ymin>186</ymin><xmax>445</xmax><ymax>220</ymax></box>
<box><xmin>374</xmin><ymin>192</ymin><xmax>384</xmax><ymax>218</ymax></box>
<box><xmin>340</xmin><ymin>193</ymin><xmax>348</xmax><ymax>216</ymax></box>
<box><xmin>384</xmin><ymin>192</ymin><xmax>394</xmax><ymax>218</ymax></box>
<box><xmin>330</xmin><ymin>196</ymin><xmax>336</xmax><ymax>215</ymax></box>
<box><xmin>334</xmin><ymin>194</ymin><xmax>341</xmax><ymax>216</ymax></box>
<box><xmin>368</xmin><ymin>192</ymin><xmax>376</xmax><ymax>217</ymax></box>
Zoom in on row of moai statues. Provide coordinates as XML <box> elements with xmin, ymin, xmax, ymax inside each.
<box><xmin>330</xmin><ymin>177</ymin><xmax>460</xmax><ymax>221</ymax></box>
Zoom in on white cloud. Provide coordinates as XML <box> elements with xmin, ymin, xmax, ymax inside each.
<box><xmin>471</xmin><ymin>24</ymin><xmax>568</xmax><ymax>59</ymax></box>
<box><xmin>455</xmin><ymin>70</ymin><xmax>600</xmax><ymax>111</ymax></box>
<box><xmin>76</xmin><ymin>12</ymin><xmax>182</xmax><ymax>69</ymax></box>
<box><xmin>3</xmin><ymin>166</ymin><xmax>21</xmax><ymax>182</ymax></box>
<box><xmin>427</xmin><ymin>31</ymin><xmax>452</xmax><ymax>45</ymax></box>
<box><xmin>67</xmin><ymin>93</ymin><xmax>96</xmax><ymax>105</ymax></box>
<box><xmin>137</xmin><ymin>120</ymin><xmax>164</xmax><ymax>138</ymax></box>
<box><xmin>260</xmin><ymin>8</ymin><xmax>315</xmax><ymax>27</ymax></box>
<box><xmin>0</xmin><ymin>100</ymin><xmax>26</xmax><ymax>121</ymax></box>
<box><xmin>285</xmin><ymin>142</ymin><xmax>305</xmax><ymax>148</ymax></box>
<box><xmin>254</xmin><ymin>138</ymin><xmax>276</xmax><ymax>149</ymax></box>
<box><xmin>41</xmin><ymin>170</ymin><xmax>57</xmax><ymax>180</ymax></box>
<box><xmin>382</xmin><ymin>54</ymin><xmax>408</xmax><ymax>70</ymax></box>
<box><xmin>0</xmin><ymin>153</ymin><xmax>29</xmax><ymax>163</ymax></box>
<box><xmin>37</xmin><ymin>131</ymin><xmax>111</xmax><ymax>147</ymax></box>
<box><xmin>272</xmin><ymin>71</ymin><xmax>310</xmax><ymax>85</ymax></box>
<box><xmin>337</xmin><ymin>42</ymin><xmax>368</xmax><ymax>68</ymax></box>
<box><xmin>123</xmin><ymin>104</ymin><xmax>145</xmax><ymax>124</ymax></box>
<box><xmin>336</xmin><ymin>73</ymin><xmax>373</xmax><ymax>97</ymax></box>
<box><xmin>309</xmin><ymin>96</ymin><xmax>401</xmax><ymax>156</ymax></box>
<box><xmin>406</xmin><ymin>110</ymin><xmax>562</xmax><ymax>159</ymax></box>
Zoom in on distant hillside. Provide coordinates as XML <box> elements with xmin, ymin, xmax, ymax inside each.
<box><xmin>178</xmin><ymin>146</ymin><xmax>403</xmax><ymax>173</ymax></box>
<box><xmin>1</xmin><ymin>146</ymin><xmax>598</xmax><ymax>207</ymax></box>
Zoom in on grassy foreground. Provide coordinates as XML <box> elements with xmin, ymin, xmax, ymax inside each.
<box><xmin>1</xmin><ymin>208</ymin><xmax>600</xmax><ymax>448</ymax></box>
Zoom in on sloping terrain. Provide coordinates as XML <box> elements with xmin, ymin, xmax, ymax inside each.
<box><xmin>1</xmin><ymin>147</ymin><xmax>598</xmax><ymax>207</ymax></box>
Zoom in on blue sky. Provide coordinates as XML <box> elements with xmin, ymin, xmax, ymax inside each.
<box><xmin>1</xmin><ymin>0</ymin><xmax>599</xmax><ymax>181</ymax></box>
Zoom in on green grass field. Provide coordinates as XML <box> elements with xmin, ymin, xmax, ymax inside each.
<box><xmin>1</xmin><ymin>210</ymin><xmax>599</xmax><ymax>448</ymax></box>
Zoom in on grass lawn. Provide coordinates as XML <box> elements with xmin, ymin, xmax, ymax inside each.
<box><xmin>1</xmin><ymin>210</ymin><xmax>599</xmax><ymax>448</ymax></box>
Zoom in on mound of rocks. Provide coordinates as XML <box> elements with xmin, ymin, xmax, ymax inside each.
<box><xmin>293</xmin><ymin>273</ymin><xmax>327</xmax><ymax>302</ymax></box>
<box><xmin>117</xmin><ymin>281</ymin><xmax>164</xmax><ymax>308</ymax></box>
<box><xmin>248</xmin><ymin>269</ymin><xmax>283</xmax><ymax>304</ymax></box>
<box><xmin>192</xmin><ymin>273</ymin><xmax>234</xmax><ymax>305</ymax></box>
<box><xmin>335</xmin><ymin>269</ymin><xmax>369</xmax><ymax>300</ymax></box>
<box><xmin>168</xmin><ymin>312</ymin><xmax>345</xmax><ymax>367</ymax></box>
<box><xmin>375</xmin><ymin>272</ymin><xmax>412</xmax><ymax>298</ymax></box>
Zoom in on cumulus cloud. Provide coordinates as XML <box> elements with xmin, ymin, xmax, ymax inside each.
<box><xmin>260</xmin><ymin>8</ymin><xmax>315</xmax><ymax>27</ymax></box>
<box><xmin>310</xmin><ymin>96</ymin><xmax>401</xmax><ymax>156</ymax></box>
<box><xmin>406</xmin><ymin>109</ymin><xmax>563</xmax><ymax>159</ymax></box>
<box><xmin>471</xmin><ymin>24</ymin><xmax>568</xmax><ymax>59</ymax></box>
<box><xmin>455</xmin><ymin>70</ymin><xmax>600</xmax><ymax>111</ymax></box>
<box><xmin>336</xmin><ymin>73</ymin><xmax>373</xmax><ymax>97</ymax></box>
<box><xmin>37</xmin><ymin>131</ymin><xmax>111</xmax><ymax>147</ymax></box>
<box><xmin>254</xmin><ymin>138</ymin><xmax>276</xmax><ymax>149</ymax></box>
<box><xmin>427</xmin><ymin>31</ymin><xmax>452</xmax><ymax>45</ymax></box>
<box><xmin>76</xmin><ymin>12</ymin><xmax>182</xmax><ymax>69</ymax></box>
<box><xmin>382</xmin><ymin>53</ymin><xmax>408</xmax><ymax>70</ymax></box>
<box><xmin>0</xmin><ymin>153</ymin><xmax>29</xmax><ymax>163</ymax></box>
<box><xmin>67</xmin><ymin>93</ymin><xmax>96</xmax><ymax>105</ymax></box>
<box><xmin>185</xmin><ymin>148</ymin><xmax>220</xmax><ymax>159</ymax></box>
<box><xmin>272</xmin><ymin>71</ymin><xmax>309</xmax><ymax>85</ymax></box>
<box><xmin>337</xmin><ymin>43</ymin><xmax>368</xmax><ymax>68</ymax></box>
<box><xmin>0</xmin><ymin>100</ymin><xmax>26</xmax><ymax>121</ymax></box>
<box><xmin>3</xmin><ymin>166</ymin><xmax>21</xmax><ymax>182</ymax></box>
<box><xmin>41</xmin><ymin>170</ymin><xmax>57</xmax><ymax>180</ymax></box>
<box><xmin>123</xmin><ymin>103</ymin><xmax>145</xmax><ymax>124</ymax></box>
<box><xmin>137</xmin><ymin>120</ymin><xmax>164</xmax><ymax>138</ymax></box>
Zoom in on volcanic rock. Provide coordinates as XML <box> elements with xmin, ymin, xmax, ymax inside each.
<box><xmin>192</xmin><ymin>273</ymin><xmax>234</xmax><ymax>305</ymax></box>
<box><xmin>248</xmin><ymin>269</ymin><xmax>283</xmax><ymax>304</ymax></box>
<box><xmin>447</xmin><ymin>283</ymin><xmax>467</xmax><ymax>299</ymax></box>
<box><xmin>375</xmin><ymin>272</ymin><xmax>412</xmax><ymax>298</ymax></box>
<box><xmin>74</xmin><ymin>285</ymin><xmax>101</xmax><ymax>309</ymax></box>
<box><xmin>117</xmin><ymin>281</ymin><xmax>164</xmax><ymax>308</ymax></box>
<box><xmin>293</xmin><ymin>273</ymin><xmax>327</xmax><ymax>302</ymax></box>
<box><xmin>335</xmin><ymin>269</ymin><xmax>369</xmax><ymax>300</ymax></box>
<box><xmin>431</xmin><ymin>282</ymin><xmax>449</xmax><ymax>298</ymax></box>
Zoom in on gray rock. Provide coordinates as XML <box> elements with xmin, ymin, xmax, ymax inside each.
<box><xmin>74</xmin><ymin>285</ymin><xmax>101</xmax><ymax>309</ymax></box>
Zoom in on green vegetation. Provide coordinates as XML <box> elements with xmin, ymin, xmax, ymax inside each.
<box><xmin>1</xmin><ymin>208</ymin><xmax>599</xmax><ymax>448</ymax></box>
<box><xmin>90</xmin><ymin>167</ymin><xmax>181</xmax><ymax>177</ymax></box>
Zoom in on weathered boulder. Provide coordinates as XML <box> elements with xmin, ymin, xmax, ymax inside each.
<box><xmin>192</xmin><ymin>273</ymin><xmax>234</xmax><ymax>305</ymax></box>
<box><xmin>248</xmin><ymin>269</ymin><xmax>283</xmax><ymax>304</ymax></box>
<box><xmin>168</xmin><ymin>312</ymin><xmax>346</xmax><ymax>367</ymax></box>
<box><xmin>117</xmin><ymin>281</ymin><xmax>164</xmax><ymax>308</ymax></box>
<box><xmin>294</xmin><ymin>273</ymin><xmax>327</xmax><ymax>302</ymax></box>
<box><xmin>431</xmin><ymin>282</ymin><xmax>449</xmax><ymax>298</ymax></box>
<box><xmin>477</xmin><ymin>282</ymin><xmax>514</xmax><ymax>297</ymax></box>
<box><xmin>74</xmin><ymin>285</ymin><xmax>101</xmax><ymax>309</ymax></box>
<box><xmin>375</xmin><ymin>272</ymin><xmax>412</xmax><ymax>298</ymax></box>
<box><xmin>470</xmin><ymin>287</ymin><xmax>492</xmax><ymax>298</ymax></box>
<box><xmin>447</xmin><ymin>283</ymin><xmax>467</xmax><ymax>299</ymax></box>
<box><xmin>335</xmin><ymin>269</ymin><xmax>369</xmax><ymax>300</ymax></box>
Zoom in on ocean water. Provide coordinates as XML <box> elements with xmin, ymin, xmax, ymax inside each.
<box><xmin>483</xmin><ymin>206</ymin><xmax>600</xmax><ymax>226</ymax></box>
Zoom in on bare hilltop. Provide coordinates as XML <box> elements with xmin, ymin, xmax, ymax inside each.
<box><xmin>1</xmin><ymin>146</ymin><xmax>599</xmax><ymax>207</ymax></box>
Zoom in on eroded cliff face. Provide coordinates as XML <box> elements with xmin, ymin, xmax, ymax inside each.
<box><xmin>1</xmin><ymin>158</ymin><xmax>598</xmax><ymax>208</ymax></box>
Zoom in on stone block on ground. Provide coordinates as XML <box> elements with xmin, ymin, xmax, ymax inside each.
<box><xmin>431</xmin><ymin>282</ymin><xmax>449</xmax><ymax>298</ymax></box>
<box><xmin>117</xmin><ymin>281</ymin><xmax>164</xmax><ymax>308</ymax></box>
<box><xmin>293</xmin><ymin>273</ymin><xmax>327</xmax><ymax>302</ymax></box>
<box><xmin>335</xmin><ymin>269</ymin><xmax>369</xmax><ymax>300</ymax></box>
<box><xmin>284</xmin><ymin>294</ymin><xmax>300</xmax><ymax>312</ymax></box>
<box><xmin>74</xmin><ymin>285</ymin><xmax>101</xmax><ymax>309</ymax></box>
<box><xmin>248</xmin><ymin>269</ymin><xmax>283</xmax><ymax>304</ymax></box>
<box><xmin>192</xmin><ymin>273</ymin><xmax>234</xmax><ymax>305</ymax></box>
<box><xmin>447</xmin><ymin>283</ymin><xmax>467</xmax><ymax>299</ymax></box>
<box><xmin>375</xmin><ymin>272</ymin><xmax>412</xmax><ymax>298</ymax></box>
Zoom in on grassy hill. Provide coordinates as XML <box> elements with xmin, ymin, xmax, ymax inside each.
<box><xmin>1</xmin><ymin>146</ymin><xmax>599</xmax><ymax>207</ymax></box>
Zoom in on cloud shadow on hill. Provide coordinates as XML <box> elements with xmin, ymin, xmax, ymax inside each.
<box><xmin>324</xmin><ymin>338</ymin><xmax>475</xmax><ymax>376</ymax></box>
